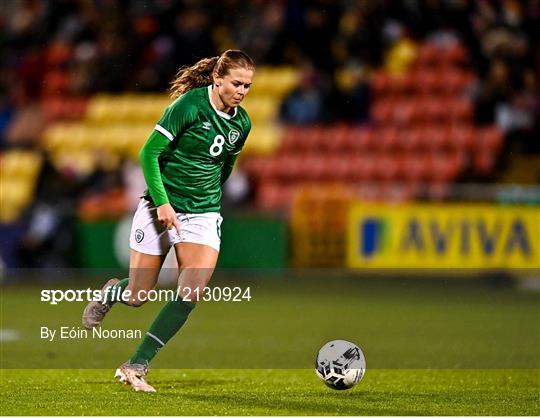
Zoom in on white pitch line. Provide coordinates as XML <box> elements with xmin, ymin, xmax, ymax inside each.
<box><xmin>0</xmin><ymin>329</ymin><xmax>20</xmax><ymax>342</ymax></box>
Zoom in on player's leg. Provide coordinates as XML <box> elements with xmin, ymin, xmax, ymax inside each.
<box><xmin>127</xmin><ymin>243</ymin><xmax>218</xmax><ymax>367</ymax></box>
<box><xmin>113</xmin><ymin>250</ymin><xmax>169</xmax><ymax>393</ymax></box>
<box><xmin>81</xmin><ymin>249</ymin><xmax>166</xmax><ymax>328</ymax></box>
<box><xmin>118</xmin><ymin>213</ymin><xmax>221</xmax><ymax>392</ymax></box>
<box><xmin>82</xmin><ymin>199</ymin><xmax>170</xmax><ymax>328</ymax></box>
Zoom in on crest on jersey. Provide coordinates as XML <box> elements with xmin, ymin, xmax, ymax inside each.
<box><xmin>228</xmin><ymin>129</ymin><xmax>241</xmax><ymax>144</ymax></box>
<box><xmin>135</xmin><ymin>229</ymin><xmax>144</xmax><ymax>243</ymax></box>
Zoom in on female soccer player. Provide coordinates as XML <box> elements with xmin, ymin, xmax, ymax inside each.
<box><xmin>82</xmin><ymin>50</ymin><xmax>255</xmax><ymax>392</ymax></box>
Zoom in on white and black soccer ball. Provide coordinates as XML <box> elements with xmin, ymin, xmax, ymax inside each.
<box><xmin>315</xmin><ymin>340</ymin><xmax>366</xmax><ymax>390</ymax></box>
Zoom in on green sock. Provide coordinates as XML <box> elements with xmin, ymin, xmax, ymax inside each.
<box><xmin>130</xmin><ymin>298</ymin><xmax>195</xmax><ymax>365</ymax></box>
<box><xmin>104</xmin><ymin>278</ymin><xmax>130</xmax><ymax>307</ymax></box>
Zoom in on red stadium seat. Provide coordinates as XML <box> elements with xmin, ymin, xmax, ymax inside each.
<box><xmin>393</xmin><ymin>99</ymin><xmax>417</xmax><ymax>126</ymax></box>
<box><xmin>321</xmin><ymin>125</ymin><xmax>349</xmax><ymax>152</ymax></box>
<box><xmin>417</xmin><ymin>43</ymin><xmax>439</xmax><ymax>67</ymax></box>
<box><xmin>45</xmin><ymin>42</ymin><xmax>73</xmax><ymax>68</ymax></box>
<box><xmin>42</xmin><ymin>71</ymin><xmax>71</xmax><ymax>97</ymax></box>
<box><xmin>476</xmin><ymin>126</ymin><xmax>504</xmax><ymax>152</ymax></box>
<box><xmin>422</xmin><ymin>124</ymin><xmax>449</xmax><ymax>151</ymax></box>
<box><xmin>299</xmin><ymin>154</ymin><xmax>327</xmax><ymax>181</ymax></box>
<box><xmin>399</xmin><ymin>126</ymin><xmax>425</xmax><ymax>151</ymax></box>
<box><xmin>374</xmin><ymin>127</ymin><xmax>400</xmax><ymax>151</ymax></box>
<box><xmin>428</xmin><ymin>152</ymin><xmax>464</xmax><ymax>182</ymax></box>
<box><xmin>443</xmin><ymin>42</ymin><xmax>468</xmax><ymax>66</ymax></box>
<box><xmin>273</xmin><ymin>154</ymin><xmax>303</xmax><ymax>181</ymax></box>
<box><xmin>412</xmin><ymin>69</ymin><xmax>441</xmax><ymax>94</ymax></box>
<box><xmin>345</xmin><ymin>127</ymin><xmax>376</xmax><ymax>151</ymax></box>
<box><xmin>323</xmin><ymin>155</ymin><xmax>351</xmax><ymax>181</ymax></box>
<box><xmin>400</xmin><ymin>154</ymin><xmax>430</xmax><ymax>181</ymax></box>
<box><xmin>371</xmin><ymin>71</ymin><xmax>391</xmax><ymax>97</ymax></box>
<box><xmin>281</xmin><ymin>126</ymin><xmax>304</xmax><ymax>151</ymax></box>
<box><xmin>349</xmin><ymin>155</ymin><xmax>377</xmax><ymax>181</ymax></box>
<box><xmin>448</xmin><ymin>124</ymin><xmax>474</xmax><ymax>151</ymax></box>
<box><xmin>371</xmin><ymin>98</ymin><xmax>395</xmax><ymax>125</ymax></box>
<box><xmin>422</xmin><ymin>97</ymin><xmax>448</xmax><ymax>122</ymax></box>
<box><xmin>447</xmin><ymin>97</ymin><xmax>473</xmax><ymax>122</ymax></box>
<box><xmin>440</xmin><ymin>70</ymin><xmax>474</xmax><ymax>95</ymax></box>
<box><xmin>373</xmin><ymin>154</ymin><xmax>402</xmax><ymax>181</ymax></box>
<box><xmin>473</xmin><ymin>150</ymin><xmax>497</xmax><ymax>175</ymax></box>
<box><xmin>257</xmin><ymin>181</ymin><xmax>292</xmax><ymax>211</ymax></box>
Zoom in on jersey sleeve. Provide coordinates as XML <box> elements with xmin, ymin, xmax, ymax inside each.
<box><xmin>139</xmin><ymin>130</ymin><xmax>171</xmax><ymax>206</ymax></box>
<box><xmin>154</xmin><ymin>94</ymin><xmax>199</xmax><ymax>142</ymax></box>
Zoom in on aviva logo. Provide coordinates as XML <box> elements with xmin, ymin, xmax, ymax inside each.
<box><xmin>359</xmin><ymin>218</ymin><xmax>388</xmax><ymax>258</ymax></box>
<box><xmin>348</xmin><ymin>204</ymin><xmax>540</xmax><ymax>269</ymax></box>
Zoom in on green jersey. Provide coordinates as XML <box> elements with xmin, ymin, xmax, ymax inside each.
<box><xmin>141</xmin><ymin>85</ymin><xmax>251</xmax><ymax>213</ymax></box>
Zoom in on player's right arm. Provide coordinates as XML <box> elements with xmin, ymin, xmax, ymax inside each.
<box><xmin>139</xmin><ymin>95</ymin><xmax>198</xmax><ymax>232</ymax></box>
<box><xmin>139</xmin><ymin>131</ymin><xmax>180</xmax><ymax>232</ymax></box>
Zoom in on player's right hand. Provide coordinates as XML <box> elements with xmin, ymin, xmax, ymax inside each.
<box><xmin>157</xmin><ymin>203</ymin><xmax>181</xmax><ymax>235</ymax></box>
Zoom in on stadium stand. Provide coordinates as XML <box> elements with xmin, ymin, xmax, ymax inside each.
<box><xmin>0</xmin><ymin>1</ymin><xmax>537</xmax><ymax>268</ymax></box>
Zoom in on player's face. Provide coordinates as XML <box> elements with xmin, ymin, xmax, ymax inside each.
<box><xmin>215</xmin><ymin>68</ymin><xmax>254</xmax><ymax>110</ymax></box>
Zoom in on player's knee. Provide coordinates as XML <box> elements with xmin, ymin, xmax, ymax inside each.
<box><xmin>177</xmin><ymin>284</ymin><xmax>205</xmax><ymax>303</ymax></box>
<box><xmin>124</xmin><ymin>286</ymin><xmax>150</xmax><ymax>307</ymax></box>
<box><xmin>125</xmin><ymin>298</ymin><xmax>147</xmax><ymax>307</ymax></box>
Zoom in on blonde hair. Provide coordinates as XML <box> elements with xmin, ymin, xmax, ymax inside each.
<box><xmin>169</xmin><ymin>50</ymin><xmax>255</xmax><ymax>99</ymax></box>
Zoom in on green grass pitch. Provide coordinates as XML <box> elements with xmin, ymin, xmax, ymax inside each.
<box><xmin>1</xmin><ymin>274</ymin><xmax>539</xmax><ymax>415</ymax></box>
<box><xmin>1</xmin><ymin>369</ymin><xmax>538</xmax><ymax>415</ymax></box>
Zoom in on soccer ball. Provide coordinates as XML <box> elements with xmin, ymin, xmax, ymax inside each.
<box><xmin>315</xmin><ymin>340</ymin><xmax>366</xmax><ymax>390</ymax></box>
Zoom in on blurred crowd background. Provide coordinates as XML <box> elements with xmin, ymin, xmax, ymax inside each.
<box><xmin>0</xmin><ymin>0</ymin><xmax>538</xmax><ymax>270</ymax></box>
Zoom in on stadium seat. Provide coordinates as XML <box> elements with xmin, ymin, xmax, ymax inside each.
<box><xmin>257</xmin><ymin>181</ymin><xmax>293</xmax><ymax>211</ymax></box>
<box><xmin>412</xmin><ymin>69</ymin><xmax>441</xmax><ymax>94</ymax></box>
<box><xmin>416</xmin><ymin>43</ymin><xmax>439</xmax><ymax>67</ymax></box>
<box><xmin>422</xmin><ymin>124</ymin><xmax>449</xmax><ymax>151</ymax></box>
<box><xmin>374</xmin><ymin>127</ymin><xmax>399</xmax><ymax>151</ymax></box>
<box><xmin>473</xmin><ymin>150</ymin><xmax>497</xmax><ymax>175</ymax></box>
<box><xmin>344</xmin><ymin>127</ymin><xmax>376</xmax><ymax>151</ymax></box>
<box><xmin>428</xmin><ymin>152</ymin><xmax>464</xmax><ymax>182</ymax></box>
<box><xmin>42</xmin><ymin>71</ymin><xmax>71</xmax><ymax>97</ymax></box>
<box><xmin>280</xmin><ymin>126</ymin><xmax>303</xmax><ymax>151</ymax></box>
<box><xmin>399</xmin><ymin>126</ymin><xmax>424</xmax><ymax>151</ymax></box>
<box><xmin>273</xmin><ymin>154</ymin><xmax>303</xmax><ymax>181</ymax></box>
<box><xmin>349</xmin><ymin>155</ymin><xmax>377</xmax><ymax>181</ymax></box>
<box><xmin>45</xmin><ymin>41</ymin><xmax>73</xmax><ymax>68</ymax></box>
<box><xmin>447</xmin><ymin>97</ymin><xmax>473</xmax><ymax>122</ymax></box>
<box><xmin>322</xmin><ymin>125</ymin><xmax>349</xmax><ymax>152</ymax></box>
<box><xmin>400</xmin><ymin>154</ymin><xmax>430</xmax><ymax>181</ymax></box>
<box><xmin>440</xmin><ymin>70</ymin><xmax>475</xmax><ymax>95</ymax></box>
<box><xmin>371</xmin><ymin>98</ymin><xmax>394</xmax><ymax>125</ymax></box>
<box><xmin>373</xmin><ymin>154</ymin><xmax>402</xmax><ymax>181</ymax></box>
<box><xmin>476</xmin><ymin>126</ymin><xmax>503</xmax><ymax>153</ymax></box>
<box><xmin>442</xmin><ymin>42</ymin><xmax>468</xmax><ymax>66</ymax></box>
<box><xmin>421</xmin><ymin>97</ymin><xmax>448</xmax><ymax>122</ymax></box>
<box><xmin>371</xmin><ymin>71</ymin><xmax>391</xmax><ymax>97</ymax></box>
<box><xmin>300</xmin><ymin>154</ymin><xmax>327</xmax><ymax>181</ymax></box>
<box><xmin>448</xmin><ymin>124</ymin><xmax>475</xmax><ymax>151</ymax></box>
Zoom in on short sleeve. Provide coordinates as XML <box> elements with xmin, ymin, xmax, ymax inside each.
<box><xmin>154</xmin><ymin>95</ymin><xmax>199</xmax><ymax>141</ymax></box>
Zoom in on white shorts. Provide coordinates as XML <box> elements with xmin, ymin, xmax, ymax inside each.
<box><xmin>129</xmin><ymin>199</ymin><xmax>223</xmax><ymax>255</ymax></box>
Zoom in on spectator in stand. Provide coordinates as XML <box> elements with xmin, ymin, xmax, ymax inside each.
<box><xmin>279</xmin><ymin>63</ymin><xmax>326</xmax><ymax>125</ymax></box>
<box><xmin>474</xmin><ymin>59</ymin><xmax>513</xmax><ymax>125</ymax></box>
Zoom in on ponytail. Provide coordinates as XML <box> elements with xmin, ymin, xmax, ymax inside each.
<box><xmin>169</xmin><ymin>50</ymin><xmax>255</xmax><ymax>99</ymax></box>
<box><xmin>169</xmin><ymin>56</ymin><xmax>219</xmax><ymax>99</ymax></box>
